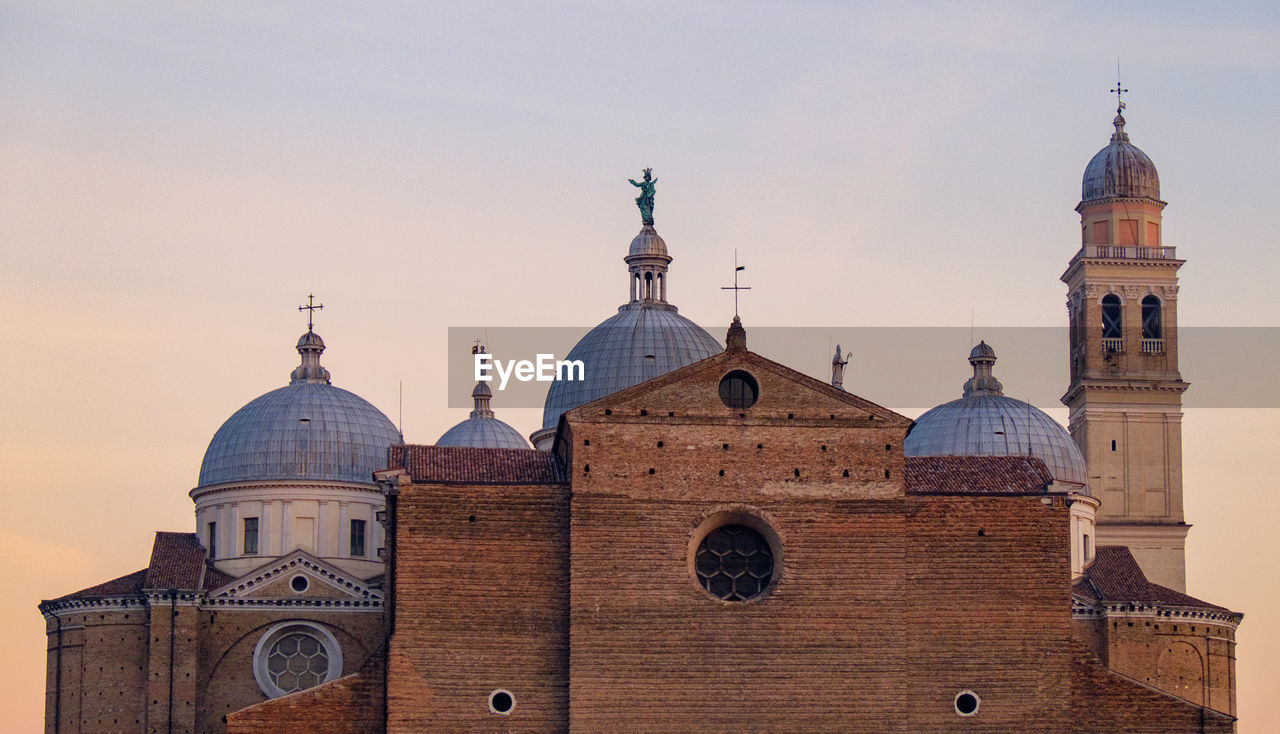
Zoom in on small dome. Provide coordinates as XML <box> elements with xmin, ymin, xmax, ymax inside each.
<box><xmin>969</xmin><ymin>340</ymin><xmax>996</xmax><ymax>360</ymax></box>
<box><xmin>436</xmin><ymin>368</ymin><xmax>531</xmax><ymax>449</ymax></box>
<box><xmin>296</xmin><ymin>331</ymin><xmax>325</xmax><ymax>349</ymax></box>
<box><xmin>198</xmin><ymin>332</ymin><xmax>400</xmax><ymax>488</ymax></box>
<box><xmin>437</xmin><ymin>416</ymin><xmax>530</xmax><ymax>449</ymax></box>
<box><xmin>905</xmin><ymin>345</ymin><xmax>1089</xmax><ymax>490</ymax></box>
<box><xmin>1081</xmin><ymin>112</ymin><xmax>1160</xmax><ymax>203</ymax></box>
<box><xmin>628</xmin><ymin>225</ymin><xmax>669</xmax><ymax>258</ymax></box>
<box><xmin>541</xmin><ymin>305</ymin><xmax>722</xmax><ymax>429</ymax></box>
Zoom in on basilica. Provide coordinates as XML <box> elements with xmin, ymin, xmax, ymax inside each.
<box><xmin>40</xmin><ymin>102</ymin><xmax>1242</xmax><ymax>732</ymax></box>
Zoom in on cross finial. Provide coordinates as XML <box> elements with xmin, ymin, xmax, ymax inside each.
<box><xmin>471</xmin><ymin>338</ymin><xmax>485</xmax><ymax>356</ymax></box>
<box><xmin>1111</xmin><ymin>62</ymin><xmax>1128</xmax><ymax>114</ymax></box>
<box><xmin>719</xmin><ymin>250</ymin><xmax>751</xmax><ymax>318</ymax></box>
<box><xmin>298</xmin><ymin>294</ymin><xmax>324</xmax><ymax>332</ymax></box>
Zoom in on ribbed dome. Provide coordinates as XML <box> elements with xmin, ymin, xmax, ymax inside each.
<box><xmin>628</xmin><ymin>225</ymin><xmax>669</xmax><ymax>258</ymax></box>
<box><xmin>904</xmin><ymin>344</ymin><xmax>1089</xmax><ymax>491</ymax></box>
<box><xmin>437</xmin><ymin>376</ymin><xmax>531</xmax><ymax>449</ymax></box>
<box><xmin>197</xmin><ymin>332</ymin><xmax>400</xmax><ymax>487</ymax></box>
<box><xmin>541</xmin><ymin>305</ymin><xmax>722</xmax><ymax>429</ymax></box>
<box><xmin>437</xmin><ymin>416</ymin><xmax>530</xmax><ymax>449</ymax></box>
<box><xmin>1081</xmin><ymin>112</ymin><xmax>1160</xmax><ymax>203</ymax></box>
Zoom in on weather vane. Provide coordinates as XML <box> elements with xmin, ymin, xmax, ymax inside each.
<box><xmin>1111</xmin><ymin>62</ymin><xmax>1128</xmax><ymax>113</ymax></box>
<box><xmin>720</xmin><ymin>251</ymin><xmax>750</xmax><ymax>318</ymax></box>
<box><xmin>298</xmin><ymin>294</ymin><xmax>323</xmax><ymax>332</ymax></box>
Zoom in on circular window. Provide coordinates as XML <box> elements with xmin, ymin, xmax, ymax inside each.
<box><xmin>695</xmin><ymin>524</ymin><xmax>774</xmax><ymax>601</ymax></box>
<box><xmin>290</xmin><ymin>575</ymin><xmax>309</xmax><ymax>593</ymax></box>
<box><xmin>718</xmin><ymin>370</ymin><xmax>759</xmax><ymax>410</ymax></box>
<box><xmin>488</xmin><ymin>689</ymin><xmax>515</xmax><ymax>715</ymax></box>
<box><xmin>955</xmin><ymin>690</ymin><xmax>980</xmax><ymax>716</ymax></box>
<box><xmin>252</xmin><ymin>622</ymin><xmax>343</xmax><ymax>698</ymax></box>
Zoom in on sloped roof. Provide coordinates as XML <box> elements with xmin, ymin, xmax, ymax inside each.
<box><xmin>905</xmin><ymin>455</ymin><xmax>1054</xmax><ymax>494</ymax></box>
<box><xmin>393</xmin><ymin>445</ymin><xmax>568</xmax><ymax>485</ymax></box>
<box><xmin>45</xmin><ymin>531</ymin><xmax>210</xmax><ymax>606</ymax></box>
<box><xmin>52</xmin><ymin>568</ymin><xmax>148</xmax><ymax>601</ymax></box>
<box><xmin>143</xmin><ymin>531</ymin><xmax>208</xmax><ymax>590</ymax></box>
<box><xmin>1075</xmin><ymin>546</ymin><xmax>1232</xmax><ymax>611</ymax></box>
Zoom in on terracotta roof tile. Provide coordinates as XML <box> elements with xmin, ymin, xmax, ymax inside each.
<box><xmin>202</xmin><ymin>566</ymin><xmax>237</xmax><ymax>592</ymax></box>
<box><xmin>52</xmin><ymin>568</ymin><xmax>148</xmax><ymax>601</ymax></box>
<box><xmin>393</xmin><ymin>445</ymin><xmax>567</xmax><ymax>485</ymax></box>
<box><xmin>143</xmin><ymin>532</ymin><xmax>208</xmax><ymax>590</ymax></box>
<box><xmin>1080</xmin><ymin>546</ymin><xmax>1231</xmax><ymax>611</ymax></box>
<box><xmin>905</xmin><ymin>455</ymin><xmax>1054</xmax><ymax>494</ymax></box>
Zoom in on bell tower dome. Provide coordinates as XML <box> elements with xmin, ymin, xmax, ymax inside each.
<box><xmin>1061</xmin><ymin>90</ymin><xmax>1190</xmax><ymax>591</ymax></box>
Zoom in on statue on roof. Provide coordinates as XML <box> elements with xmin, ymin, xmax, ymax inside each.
<box><xmin>831</xmin><ymin>344</ymin><xmax>849</xmax><ymax>391</ymax></box>
<box><xmin>628</xmin><ymin>168</ymin><xmax>657</xmax><ymax>225</ymax></box>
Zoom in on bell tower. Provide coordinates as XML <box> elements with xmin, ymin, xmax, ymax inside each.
<box><xmin>1061</xmin><ymin>94</ymin><xmax>1191</xmax><ymax>591</ymax></box>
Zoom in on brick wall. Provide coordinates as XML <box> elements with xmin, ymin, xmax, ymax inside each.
<box><xmin>196</xmin><ymin>608</ymin><xmax>385</xmax><ymax>734</ymax></box>
<box><xmin>145</xmin><ymin>596</ymin><xmax>199</xmax><ymax>734</ymax></box>
<box><xmin>903</xmin><ymin>495</ymin><xmax>1073</xmax><ymax>730</ymax></box>
<box><xmin>225</xmin><ymin>651</ymin><xmax>384</xmax><ymax>734</ymax></box>
<box><xmin>1071</xmin><ymin>643</ymin><xmax>1235</xmax><ymax>732</ymax></box>
<box><xmin>385</xmin><ymin>481</ymin><xmax>569</xmax><ymax>731</ymax></box>
<box><xmin>45</xmin><ymin>608</ymin><xmax>148</xmax><ymax>734</ymax></box>
<box><xmin>1103</xmin><ymin>615</ymin><xmax>1238</xmax><ymax>715</ymax></box>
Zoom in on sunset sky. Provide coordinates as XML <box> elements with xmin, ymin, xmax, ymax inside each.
<box><xmin>2</xmin><ymin>2</ymin><xmax>1278</xmax><ymax>731</ymax></box>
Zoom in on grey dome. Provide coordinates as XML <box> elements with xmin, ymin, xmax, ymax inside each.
<box><xmin>437</xmin><ymin>377</ymin><xmax>530</xmax><ymax>449</ymax></box>
<box><xmin>628</xmin><ymin>225</ymin><xmax>670</xmax><ymax>258</ymax></box>
<box><xmin>540</xmin><ymin>219</ymin><xmax>723</xmax><ymax>431</ymax></box>
<box><xmin>541</xmin><ymin>304</ymin><xmax>722</xmax><ymax>429</ymax></box>
<box><xmin>437</xmin><ymin>416</ymin><xmax>530</xmax><ymax>449</ymax></box>
<box><xmin>969</xmin><ymin>340</ymin><xmax>996</xmax><ymax>360</ymax></box>
<box><xmin>1082</xmin><ymin>112</ymin><xmax>1160</xmax><ymax>203</ymax></box>
<box><xmin>905</xmin><ymin>345</ymin><xmax>1089</xmax><ymax>490</ymax></box>
<box><xmin>198</xmin><ymin>332</ymin><xmax>400</xmax><ymax>487</ymax></box>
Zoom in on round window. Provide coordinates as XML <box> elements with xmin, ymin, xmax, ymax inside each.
<box><xmin>252</xmin><ymin>622</ymin><xmax>343</xmax><ymax>698</ymax></box>
<box><xmin>489</xmin><ymin>688</ymin><xmax>515</xmax><ymax>715</ymax></box>
<box><xmin>290</xmin><ymin>575</ymin><xmax>309</xmax><ymax>593</ymax></box>
<box><xmin>955</xmin><ymin>690</ymin><xmax>980</xmax><ymax>716</ymax></box>
<box><xmin>695</xmin><ymin>524</ymin><xmax>774</xmax><ymax>601</ymax></box>
<box><xmin>718</xmin><ymin>370</ymin><xmax>759</xmax><ymax>410</ymax></box>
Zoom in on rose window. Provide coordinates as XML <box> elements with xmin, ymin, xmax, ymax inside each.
<box><xmin>695</xmin><ymin>524</ymin><xmax>773</xmax><ymax>601</ymax></box>
<box><xmin>265</xmin><ymin>631</ymin><xmax>329</xmax><ymax>693</ymax></box>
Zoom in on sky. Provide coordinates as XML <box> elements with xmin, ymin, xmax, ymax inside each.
<box><xmin>2</xmin><ymin>2</ymin><xmax>1278</xmax><ymax>731</ymax></box>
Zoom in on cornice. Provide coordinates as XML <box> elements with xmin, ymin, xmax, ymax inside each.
<box><xmin>190</xmin><ymin>479</ymin><xmax>384</xmax><ymax>502</ymax></box>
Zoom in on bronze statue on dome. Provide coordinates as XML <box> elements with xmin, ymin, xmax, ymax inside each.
<box><xmin>628</xmin><ymin>168</ymin><xmax>657</xmax><ymax>225</ymax></box>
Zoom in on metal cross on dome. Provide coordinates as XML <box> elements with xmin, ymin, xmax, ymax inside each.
<box><xmin>298</xmin><ymin>294</ymin><xmax>324</xmax><ymax>332</ymax></box>
<box><xmin>720</xmin><ymin>251</ymin><xmax>750</xmax><ymax>318</ymax></box>
<box><xmin>1111</xmin><ymin>65</ymin><xmax>1128</xmax><ymax>113</ymax></box>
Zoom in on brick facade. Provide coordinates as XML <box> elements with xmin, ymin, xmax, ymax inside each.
<box><xmin>42</xmin><ymin>343</ymin><xmax>1241</xmax><ymax>732</ymax></box>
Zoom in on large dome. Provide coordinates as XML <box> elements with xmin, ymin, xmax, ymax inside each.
<box><xmin>541</xmin><ymin>304</ymin><xmax>722</xmax><ymax>429</ymax></box>
<box><xmin>1081</xmin><ymin>111</ymin><xmax>1160</xmax><ymax>203</ymax></box>
<box><xmin>904</xmin><ymin>342</ymin><xmax>1089</xmax><ymax>490</ymax></box>
<box><xmin>197</xmin><ymin>331</ymin><xmax>400</xmax><ymax>488</ymax></box>
<box><xmin>438</xmin><ymin>380</ymin><xmax>530</xmax><ymax>449</ymax></box>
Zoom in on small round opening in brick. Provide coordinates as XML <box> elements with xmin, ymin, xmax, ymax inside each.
<box><xmin>719</xmin><ymin>370</ymin><xmax>759</xmax><ymax>410</ymax></box>
<box><xmin>954</xmin><ymin>690</ymin><xmax>980</xmax><ymax>716</ymax></box>
<box><xmin>290</xmin><ymin>575</ymin><xmax>309</xmax><ymax>593</ymax></box>
<box><xmin>695</xmin><ymin>525</ymin><xmax>773</xmax><ymax>602</ymax></box>
<box><xmin>488</xmin><ymin>689</ymin><xmax>515</xmax><ymax>715</ymax></box>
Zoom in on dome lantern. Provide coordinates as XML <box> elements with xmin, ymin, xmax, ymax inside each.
<box><xmin>532</xmin><ymin>174</ymin><xmax>723</xmax><ymax>449</ymax></box>
<box><xmin>905</xmin><ymin>344</ymin><xmax>1089</xmax><ymax>491</ymax></box>
<box><xmin>436</xmin><ymin>347</ymin><xmax>531</xmax><ymax>449</ymax></box>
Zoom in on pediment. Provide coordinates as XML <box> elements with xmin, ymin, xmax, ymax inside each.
<box><xmin>565</xmin><ymin>347</ymin><xmax>911</xmax><ymax>428</ymax></box>
<box><xmin>207</xmin><ymin>550</ymin><xmax>382</xmax><ymax>601</ymax></box>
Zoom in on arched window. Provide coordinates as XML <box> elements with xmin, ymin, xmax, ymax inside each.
<box><xmin>1142</xmin><ymin>295</ymin><xmax>1162</xmax><ymax>339</ymax></box>
<box><xmin>1101</xmin><ymin>294</ymin><xmax>1123</xmax><ymax>348</ymax></box>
